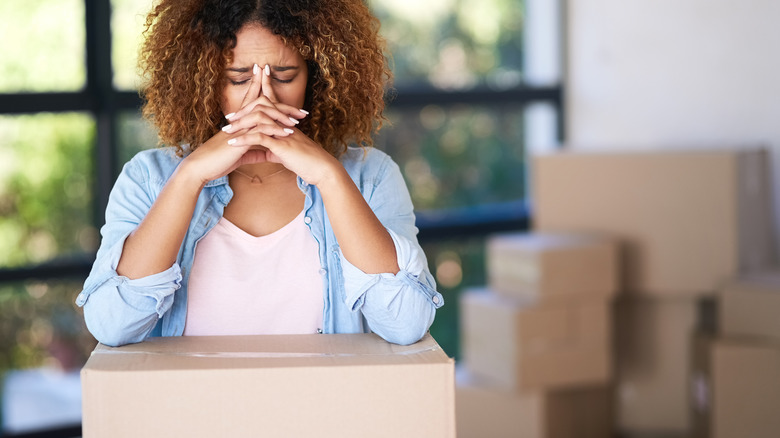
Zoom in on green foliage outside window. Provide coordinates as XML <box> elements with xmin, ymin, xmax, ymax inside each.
<box><xmin>372</xmin><ymin>0</ymin><xmax>524</xmax><ymax>90</ymax></box>
<box><xmin>0</xmin><ymin>0</ymin><xmax>85</xmax><ymax>92</ymax></box>
<box><xmin>0</xmin><ymin>114</ymin><xmax>97</xmax><ymax>268</ymax></box>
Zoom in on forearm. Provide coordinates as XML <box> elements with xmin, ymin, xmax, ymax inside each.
<box><xmin>318</xmin><ymin>166</ymin><xmax>400</xmax><ymax>275</ymax></box>
<box><xmin>116</xmin><ymin>163</ymin><xmax>204</xmax><ymax>279</ymax></box>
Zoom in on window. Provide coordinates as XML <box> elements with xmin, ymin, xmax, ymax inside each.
<box><xmin>371</xmin><ymin>0</ymin><xmax>563</xmax><ymax>357</ymax></box>
<box><xmin>0</xmin><ymin>2</ymin><xmax>125</xmax><ymax>435</ymax></box>
<box><xmin>0</xmin><ymin>1</ymin><xmax>562</xmax><ymax>433</ymax></box>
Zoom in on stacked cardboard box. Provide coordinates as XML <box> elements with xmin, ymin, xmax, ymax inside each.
<box><xmin>457</xmin><ymin>232</ymin><xmax>618</xmax><ymax>437</ymax></box>
<box><xmin>532</xmin><ymin>148</ymin><xmax>776</xmax><ymax>437</ymax></box>
<box><xmin>615</xmin><ymin>296</ymin><xmax>698</xmax><ymax>434</ymax></box>
<box><xmin>456</xmin><ymin>366</ymin><xmax>612</xmax><ymax>438</ymax></box>
<box><xmin>81</xmin><ymin>333</ymin><xmax>455</xmax><ymax>437</ymax></box>
<box><xmin>533</xmin><ymin>149</ymin><xmax>774</xmax><ymax>295</ymax></box>
<box><xmin>691</xmin><ymin>272</ymin><xmax>780</xmax><ymax>438</ymax></box>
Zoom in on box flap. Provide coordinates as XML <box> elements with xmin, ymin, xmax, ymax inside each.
<box><xmin>84</xmin><ymin>333</ymin><xmax>450</xmax><ymax>372</ymax></box>
<box><xmin>489</xmin><ymin>231</ymin><xmax>617</xmax><ymax>252</ymax></box>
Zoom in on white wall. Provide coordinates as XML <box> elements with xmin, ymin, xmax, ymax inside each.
<box><xmin>566</xmin><ymin>0</ymin><xmax>780</xmax><ymax>245</ymax></box>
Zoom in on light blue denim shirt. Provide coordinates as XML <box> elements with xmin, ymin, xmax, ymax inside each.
<box><xmin>76</xmin><ymin>146</ymin><xmax>443</xmax><ymax>347</ymax></box>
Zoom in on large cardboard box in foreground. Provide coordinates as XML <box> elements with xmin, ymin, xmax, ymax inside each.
<box><xmin>533</xmin><ymin>149</ymin><xmax>775</xmax><ymax>295</ymax></box>
<box><xmin>81</xmin><ymin>334</ymin><xmax>455</xmax><ymax>438</ymax></box>
<box><xmin>460</xmin><ymin>289</ymin><xmax>612</xmax><ymax>390</ymax></box>
<box><xmin>456</xmin><ymin>368</ymin><xmax>612</xmax><ymax>438</ymax></box>
<box><xmin>720</xmin><ymin>270</ymin><xmax>780</xmax><ymax>341</ymax></box>
<box><xmin>486</xmin><ymin>232</ymin><xmax>620</xmax><ymax>303</ymax></box>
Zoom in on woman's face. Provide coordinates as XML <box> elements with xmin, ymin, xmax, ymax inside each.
<box><xmin>221</xmin><ymin>24</ymin><xmax>308</xmax><ymax>115</ymax></box>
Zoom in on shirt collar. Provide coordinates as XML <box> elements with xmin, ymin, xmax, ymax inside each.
<box><xmin>204</xmin><ymin>175</ymin><xmax>229</xmax><ymax>188</ymax></box>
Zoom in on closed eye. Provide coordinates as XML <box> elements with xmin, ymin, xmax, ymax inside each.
<box><xmin>229</xmin><ymin>79</ymin><xmax>250</xmax><ymax>86</ymax></box>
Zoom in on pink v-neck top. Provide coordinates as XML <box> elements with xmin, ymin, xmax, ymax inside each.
<box><xmin>183</xmin><ymin>210</ymin><xmax>324</xmax><ymax>336</ymax></box>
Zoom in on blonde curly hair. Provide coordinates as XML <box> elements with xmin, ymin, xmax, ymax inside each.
<box><xmin>139</xmin><ymin>0</ymin><xmax>392</xmax><ymax>157</ymax></box>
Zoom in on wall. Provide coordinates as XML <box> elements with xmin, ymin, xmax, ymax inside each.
<box><xmin>566</xmin><ymin>0</ymin><xmax>780</xmax><ymax>247</ymax></box>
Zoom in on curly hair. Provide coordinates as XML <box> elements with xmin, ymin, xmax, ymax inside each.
<box><xmin>139</xmin><ymin>0</ymin><xmax>392</xmax><ymax>157</ymax></box>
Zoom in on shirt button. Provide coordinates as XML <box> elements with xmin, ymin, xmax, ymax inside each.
<box><xmin>432</xmin><ymin>295</ymin><xmax>440</xmax><ymax>304</ymax></box>
<box><xmin>304</xmin><ymin>216</ymin><xmax>312</xmax><ymax>225</ymax></box>
<box><xmin>318</xmin><ymin>268</ymin><xmax>327</xmax><ymax>276</ymax></box>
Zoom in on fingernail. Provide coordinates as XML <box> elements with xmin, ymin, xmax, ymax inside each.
<box><xmin>289</xmin><ymin>117</ymin><xmax>299</xmax><ymax>124</ymax></box>
<box><xmin>284</xmin><ymin>128</ymin><xmax>294</xmax><ymax>134</ymax></box>
<box><xmin>227</xmin><ymin>138</ymin><xmax>237</xmax><ymax>145</ymax></box>
<box><xmin>221</xmin><ymin>124</ymin><xmax>233</xmax><ymax>132</ymax></box>
<box><xmin>253</xmin><ymin>64</ymin><xmax>259</xmax><ymax>75</ymax></box>
<box><xmin>264</xmin><ymin>64</ymin><xmax>270</xmax><ymax>76</ymax></box>
<box><xmin>299</xmin><ymin>109</ymin><xmax>309</xmax><ymax>115</ymax></box>
<box><xmin>225</xmin><ymin>112</ymin><xmax>236</xmax><ymax>120</ymax></box>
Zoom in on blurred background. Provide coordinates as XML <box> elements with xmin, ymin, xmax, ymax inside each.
<box><xmin>2</xmin><ymin>0</ymin><xmax>779</xmax><ymax>437</ymax></box>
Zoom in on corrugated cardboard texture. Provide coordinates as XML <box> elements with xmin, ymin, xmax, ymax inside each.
<box><xmin>720</xmin><ymin>271</ymin><xmax>780</xmax><ymax>341</ymax></box>
<box><xmin>81</xmin><ymin>333</ymin><xmax>455</xmax><ymax>437</ymax></box>
<box><xmin>533</xmin><ymin>149</ymin><xmax>775</xmax><ymax>295</ymax></box>
<box><xmin>460</xmin><ymin>289</ymin><xmax>612</xmax><ymax>390</ymax></box>
<box><xmin>455</xmin><ymin>367</ymin><xmax>613</xmax><ymax>438</ymax></box>
<box><xmin>712</xmin><ymin>341</ymin><xmax>780</xmax><ymax>438</ymax></box>
<box><xmin>615</xmin><ymin>296</ymin><xmax>696</xmax><ymax>434</ymax></box>
<box><xmin>487</xmin><ymin>232</ymin><xmax>620</xmax><ymax>302</ymax></box>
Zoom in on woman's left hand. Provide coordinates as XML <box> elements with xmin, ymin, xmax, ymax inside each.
<box><xmin>223</xmin><ymin>65</ymin><xmax>342</xmax><ymax>186</ymax></box>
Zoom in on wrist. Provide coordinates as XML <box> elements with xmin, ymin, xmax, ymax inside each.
<box><xmin>315</xmin><ymin>160</ymin><xmax>350</xmax><ymax>193</ymax></box>
<box><xmin>175</xmin><ymin>158</ymin><xmax>210</xmax><ymax>190</ymax></box>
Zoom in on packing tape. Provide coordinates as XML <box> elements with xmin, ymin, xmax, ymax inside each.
<box><xmin>91</xmin><ymin>345</ymin><xmax>440</xmax><ymax>359</ymax></box>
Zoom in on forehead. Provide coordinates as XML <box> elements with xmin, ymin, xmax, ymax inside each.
<box><xmin>230</xmin><ymin>24</ymin><xmax>302</xmax><ymax>66</ymax></box>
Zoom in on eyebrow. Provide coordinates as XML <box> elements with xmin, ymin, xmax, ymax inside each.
<box><xmin>226</xmin><ymin>66</ymin><xmax>300</xmax><ymax>73</ymax></box>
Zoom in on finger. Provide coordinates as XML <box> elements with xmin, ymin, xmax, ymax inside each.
<box><xmin>240</xmin><ymin>96</ymin><xmax>307</xmax><ymax>119</ymax></box>
<box><xmin>236</xmin><ymin>149</ymin><xmax>272</xmax><ymax>166</ymax></box>
<box><xmin>260</xmin><ymin>65</ymin><xmax>304</xmax><ymax>124</ymax></box>
<box><xmin>227</xmin><ymin>131</ymin><xmax>285</xmax><ymax>149</ymax></box>
<box><xmin>222</xmin><ymin>103</ymin><xmax>299</xmax><ymax>131</ymax></box>
<box><xmin>273</xmin><ymin>102</ymin><xmax>309</xmax><ymax>120</ymax></box>
<box><xmin>224</xmin><ymin>122</ymin><xmax>294</xmax><ymax>138</ymax></box>
<box><xmin>227</xmin><ymin>94</ymin><xmax>297</xmax><ymax>125</ymax></box>
<box><xmin>261</xmin><ymin>64</ymin><xmax>279</xmax><ymax>103</ymax></box>
<box><xmin>236</xmin><ymin>64</ymin><xmax>262</xmax><ymax>112</ymax></box>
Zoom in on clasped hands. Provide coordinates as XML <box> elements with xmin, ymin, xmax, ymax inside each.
<box><xmin>183</xmin><ymin>63</ymin><xmax>339</xmax><ymax>187</ymax></box>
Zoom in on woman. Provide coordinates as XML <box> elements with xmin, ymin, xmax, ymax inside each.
<box><xmin>76</xmin><ymin>0</ymin><xmax>443</xmax><ymax>346</ymax></box>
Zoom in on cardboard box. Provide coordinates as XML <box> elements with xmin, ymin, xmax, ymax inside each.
<box><xmin>690</xmin><ymin>333</ymin><xmax>713</xmax><ymax>438</ymax></box>
<box><xmin>711</xmin><ymin>341</ymin><xmax>780</xmax><ymax>438</ymax></box>
<box><xmin>460</xmin><ymin>289</ymin><xmax>612</xmax><ymax>390</ymax></box>
<box><xmin>456</xmin><ymin>367</ymin><xmax>613</xmax><ymax>438</ymax></box>
<box><xmin>486</xmin><ymin>232</ymin><xmax>620</xmax><ymax>302</ymax></box>
<box><xmin>81</xmin><ymin>334</ymin><xmax>455</xmax><ymax>438</ymax></box>
<box><xmin>720</xmin><ymin>270</ymin><xmax>780</xmax><ymax>341</ymax></box>
<box><xmin>614</xmin><ymin>296</ymin><xmax>697</xmax><ymax>435</ymax></box>
<box><xmin>533</xmin><ymin>149</ymin><xmax>775</xmax><ymax>295</ymax></box>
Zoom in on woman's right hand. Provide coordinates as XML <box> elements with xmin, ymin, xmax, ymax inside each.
<box><xmin>178</xmin><ymin>64</ymin><xmax>303</xmax><ymax>186</ymax></box>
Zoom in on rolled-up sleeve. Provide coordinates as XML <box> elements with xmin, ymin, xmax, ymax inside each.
<box><xmin>340</xmin><ymin>155</ymin><xmax>444</xmax><ymax>345</ymax></box>
<box><xmin>76</xmin><ymin>157</ymin><xmax>181</xmax><ymax>347</ymax></box>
